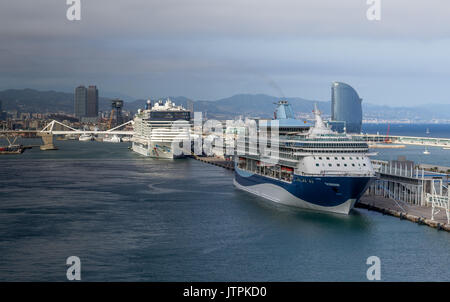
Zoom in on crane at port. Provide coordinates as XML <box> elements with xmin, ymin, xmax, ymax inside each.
<box><xmin>384</xmin><ymin>124</ymin><xmax>392</xmax><ymax>143</ymax></box>
<box><xmin>108</xmin><ymin>109</ymin><xmax>115</xmax><ymax>129</ymax></box>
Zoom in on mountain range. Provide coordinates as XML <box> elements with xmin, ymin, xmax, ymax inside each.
<box><xmin>128</xmin><ymin>94</ymin><xmax>328</xmax><ymax>119</ymax></box>
<box><xmin>0</xmin><ymin>88</ymin><xmax>449</xmax><ymax>121</ymax></box>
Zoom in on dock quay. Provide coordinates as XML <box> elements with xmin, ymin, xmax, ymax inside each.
<box><xmin>191</xmin><ymin>155</ymin><xmax>235</xmax><ymax>170</ymax></box>
<box><xmin>193</xmin><ymin>155</ymin><xmax>450</xmax><ymax>232</ymax></box>
<box><xmin>364</xmin><ymin>157</ymin><xmax>449</xmax><ymax>231</ymax></box>
<box><xmin>356</xmin><ymin>196</ymin><xmax>450</xmax><ymax>232</ymax></box>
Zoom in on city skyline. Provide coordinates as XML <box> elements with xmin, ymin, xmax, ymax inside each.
<box><xmin>1</xmin><ymin>1</ymin><xmax>450</xmax><ymax>107</ymax></box>
<box><xmin>74</xmin><ymin>85</ymin><xmax>98</xmax><ymax>119</ymax></box>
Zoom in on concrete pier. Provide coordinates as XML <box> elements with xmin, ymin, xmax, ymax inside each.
<box><xmin>356</xmin><ymin>196</ymin><xmax>450</xmax><ymax>232</ymax></box>
<box><xmin>192</xmin><ymin>155</ymin><xmax>234</xmax><ymax>170</ymax></box>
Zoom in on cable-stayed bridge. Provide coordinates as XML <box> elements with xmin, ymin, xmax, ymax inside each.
<box><xmin>1</xmin><ymin>120</ymin><xmax>134</xmax><ymax>150</ymax></box>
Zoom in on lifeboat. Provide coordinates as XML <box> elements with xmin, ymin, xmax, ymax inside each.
<box><xmin>281</xmin><ymin>166</ymin><xmax>294</xmax><ymax>173</ymax></box>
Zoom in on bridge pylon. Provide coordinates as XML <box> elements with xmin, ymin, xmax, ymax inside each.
<box><xmin>38</xmin><ymin>132</ymin><xmax>57</xmax><ymax>150</ymax></box>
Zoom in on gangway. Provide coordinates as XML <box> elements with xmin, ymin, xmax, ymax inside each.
<box><xmin>376</xmin><ymin>182</ymin><xmax>409</xmax><ymax>212</ymax></box>
<box><xmin>426</xmin><ymin>194</ymin><xmax>450</xmax><ymax>224</ymax></box>
<box><xmin>426</xmin><ymin>181</ymin><xmax>450</xmax><ymax>224</ymax></box>
<box><xmin>367</xmin><ymin>158</ymin><xmax>449</xmax><ymax>211</ymax></box>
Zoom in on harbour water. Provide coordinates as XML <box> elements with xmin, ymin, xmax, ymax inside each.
<box><xmin>363</xmin><ymin>123</ymin><xmax>450</xmax><ymax>139</ymax></box>
<box><xmin>373</xmin><ymin>144</ymin><xmax>450</xmax><ymax>167</ymax></box>
<box><xmin>0</xmin><ymin>135</ymin><xmax>450</xmax><ymax>281</ymax></box>
<box><xmin>363</xmin><ymin>124</ymin><xmax>450</xmax><ymax>167</ymax></box>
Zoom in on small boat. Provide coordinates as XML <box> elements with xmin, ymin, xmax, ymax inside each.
<box><xmin>79</xmin><ymin>134</ymin><xmax>94</xmax><ymax>141</ymax></box>
<box><xmin>66</xmin><ymin>134</ymin><xmax>78</xmax><ymax>140</ymax></box>
<box><xmin>121</xmin><ymin>136</ymin><xmax>131</xmax><ymax>142</ymax></box>
<box><xmin>103</xmin><ymin>134</ymin><xmax>121</xmax><ymax>143</ymax></box>
<box><xmin>1</xmin><ymin>136</ymin><xmax>31</xmax><ymax>154</ymax></box>
<box><xmin>0</xmin><ymin>144</ymin><xmax>26</xmax><ymax>154</ymax></box>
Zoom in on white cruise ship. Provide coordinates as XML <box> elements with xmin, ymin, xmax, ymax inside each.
<box><xmin>131</xmin><ymin>98</ymin><xmax>191</xmax><ymax>159</ymax></box>
<box><xmin>234</xmin><ymin>100</ymin><xmax>375</xmax><ymax>214</ymax></box>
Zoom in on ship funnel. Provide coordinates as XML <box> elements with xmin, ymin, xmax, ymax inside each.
<box><xmin>274</xmin><ymin>100</ymin><xmax>295</xmax><ymax>120</ymax></box>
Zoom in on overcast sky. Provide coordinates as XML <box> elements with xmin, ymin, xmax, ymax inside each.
<box><xmin>1</xmin><ymin>0</ymin><xmax>450</xmax><ymax>106</ymax></box>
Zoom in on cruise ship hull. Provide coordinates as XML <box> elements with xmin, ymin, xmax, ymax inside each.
<box><xmin>234</xmin><ymin>167</ymin><xmax>372</xmax><ymax>214</ymax></box>
<box><xmin>132</xmin><ymin>141</ymin><xmax>185</xmax><ymax>159</ymax></box>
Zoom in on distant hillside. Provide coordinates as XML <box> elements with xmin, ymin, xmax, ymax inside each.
<box><xmin>130</xmin><ymin>94</ymin><xmax>327</xmax><ymax>119</ymax></box>
<box><xmin>0</xmin><ymin>89</ymin><xmax>112</xmax><ymax>113</ymax></box>
<box><xmin>0</xmin><ymin>89</ymin><xmax>73</xmax><ymax>113</ymax></box>
<box><xmin>196</xmin><ymin>94</ymin><xmax>328</xmax><ymax>119</ymax></box>
<box><xmin>363</xmin><ymin>103</ymin><xmax>450</xmax><ymax>121</ymax></box>
<box><xmin>1</xmin><ymin>88</ymin><xmax>449</xmax><ymax>121</ymax></box>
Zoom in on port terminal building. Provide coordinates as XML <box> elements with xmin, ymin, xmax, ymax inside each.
<box><xmin>367</xmin><ymin>156</ymin><xmax>449</xmax><ymax>212</ymax></box>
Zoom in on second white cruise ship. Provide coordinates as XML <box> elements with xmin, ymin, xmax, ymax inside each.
<box><xmin>131</xmin><ymin>98</ymin><xmax>191</xmax><ymax>159</ymax></box>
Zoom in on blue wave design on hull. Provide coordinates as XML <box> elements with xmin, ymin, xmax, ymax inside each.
<box><xmin>234</xmin><ymin>167</ymin><xmax>372</xmax><ymax>208</ymax></box>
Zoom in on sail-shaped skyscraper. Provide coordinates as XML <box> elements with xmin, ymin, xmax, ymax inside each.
<box><xmin>330</xmin><ymin>82</ymin><xmax>362</xmax><ymax>133</ymax></box>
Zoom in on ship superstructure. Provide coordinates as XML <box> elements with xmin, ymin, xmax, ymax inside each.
<box><xmin>131</xmin><ymin>98</ymin><xmax>191</xmax><ymax>159</ymax></box>
<box><xmin>233</xmin><ymin>100</ymin><xmax>375</xmax><ymax>214</ymax></box>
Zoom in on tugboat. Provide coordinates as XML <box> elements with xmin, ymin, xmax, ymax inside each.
<box><xmin>0</xmin><ymin>144</ymin><xmax>26</xmax><ymax>154</ymax></box>
<box><xmin>0</xmin><ymin>136</ymin><xmax>31</xmax><ymax>154</ymax></box>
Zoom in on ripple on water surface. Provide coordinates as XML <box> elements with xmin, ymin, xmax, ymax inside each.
<box><xmin>0</xmin><ymin>139</ymin><xmax>449</xmax><ymax>281</ymax></box>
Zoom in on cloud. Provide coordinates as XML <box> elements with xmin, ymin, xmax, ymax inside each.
<box><xmin>1</xmin><ymin>0</ymin><xmax>450</xmax><ymax>105</ymax></box>
<box><xmin>2</xmin><ymin>0</ymin><xmax>450</xmax><ymax>39</ymax></box>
